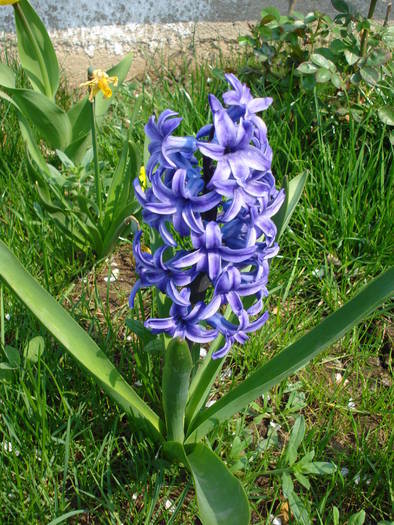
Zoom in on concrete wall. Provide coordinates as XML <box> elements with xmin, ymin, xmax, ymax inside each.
<box><xmin>0</xmin><ymin>1</ymin><xmax>391</xmax><ymax>84</ymax></box>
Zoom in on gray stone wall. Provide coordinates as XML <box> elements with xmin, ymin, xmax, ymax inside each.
<box><xmin>1</xmin><ymin>1</ymin><xmax>391</xmax><ymax>84</ymax></box>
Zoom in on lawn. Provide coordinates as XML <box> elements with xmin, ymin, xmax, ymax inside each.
<box><xmin>0</xmin><ymin>54</ymin><xmax>393</xmax><ymax>524</ymax></box>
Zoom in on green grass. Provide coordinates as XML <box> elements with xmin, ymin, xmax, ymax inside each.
<box><xmin>0</xmin><ymin>56</ymin><xmax>393</xmax><ymax>524</ymax></box>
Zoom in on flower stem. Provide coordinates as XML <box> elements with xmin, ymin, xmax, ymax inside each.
<box><xmin>360</xmin><ymin>0</ymin><xmax>378</xmax><ymax>57</ymax></box>
<box><xmin>90</xmin><ymin>99</ymin><xmax>102</xmax><ymax>217</ymax></box>
<box><xmin>13</xmin><ymin>2</ymin><xmax>52</xmax><ymax>98</ymax></box>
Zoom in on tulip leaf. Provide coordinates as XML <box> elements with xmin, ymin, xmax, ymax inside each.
<box><xmin>185</xmin><ymin>443</ymin><xmax>250</xmax><ymax>525</ymax></box>
<box><xmin>186</xmin><ymin>268</ymin><xmax>394</xmax><ymax>443</ymax></box>
<box><xmin>14</xmin><ymin>0</ymin><xmax>59</xmax><ymax>98</ymax></box>
<box><xmin>162</xmin><ymin>338</ymin><xmax>193</xmax><ymax>442</ymax></box>
<box><xmin>0</xmin><ymin>63</ymin><xmax>16</xmax><ymax>89</ymax></box>
<box><xmin>0</xmin><ymin>241</ymin><xmax>164</xmax><ymax>442</ymax></box>
<box><xmin>2</xmin><ymin>87</ymin><xmax>71</xmax><ymax>150</ymax></box>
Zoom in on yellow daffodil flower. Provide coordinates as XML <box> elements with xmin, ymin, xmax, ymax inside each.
<box><xmin>139</xmin><ymin>166</ymin><xmax>147</xmax><ymax>189</ymax></box>
<box><xmin>80</xmin><ymin>69</ymin><xmax>118</xmax><ymax>102</ymax></box>
<box><xmin>0</xmin><ymin>0</ymin><xmax>19</xmax><ymax>5</ymax></box>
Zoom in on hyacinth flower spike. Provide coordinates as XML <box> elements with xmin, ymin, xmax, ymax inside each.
<box><xmin>146</xmin><ymin>169</ymin><xmax>221</xmax><ymax>236</ymax></box>
<box><xmin>223</xmin><ymin>73</ymin><xmax>273</xmax><ymax>120</ymax></box>
<box><xmin>145</xmin><ymin>110</ymin><xmax>197</xmax><ymax>176</ymax></box>
<box><xmin>198</xmin><ymin>95</ymin><xmax>271</xmax><ymax>188</ymax></box>
<box><xmin>172</xmin><ymin>221</ymin><xmax>255</xmax><ymax>281</ymax></box>
<box><xmin>128</xmin><ymin>231</ymin><xmax>196</xmax><ymax>308</ymax></box>
<box><xmin>145</xmin><ymin>289</ymin><xmax>221</xmax><ymax>343</ymax></box>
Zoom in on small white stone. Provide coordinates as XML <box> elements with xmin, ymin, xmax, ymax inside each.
<box><xmin>164</xmin><ymin>499</ymin><xmax>175</xmax><ymax>512</ymax></box>
<box><xmin>269</xmin><ymin>421</ymin><xmax>281</xmax><ymax>430</ymax></box>
<box><xmin>200</xmin><ymin>347</ymin><xmax>207</xmax><ymax>358</ymax></box>
<box><xmin>3</xmin><ymin>441</ymin><xmax>12</xmax><ymax>453</ymax></box>
<box><xmin>3</xmin><ymin>441</ymin><xmax>20</xmax><ymax>456</ymax></box>
<box><xmin>354</xmin><ymin>474</ymin><xmax>360</xmax><ymax>485</ymax></box>
<box><xmin>103</xmin><ymin>268</ymin><xmax>120</xmax><ymax>283</ymax></box>
<box><xmin>269</xmin><ymin>516</ymin><xmax>282</xmax><ymax>525</ymax></box>
<box><xmin>205</xmin><ymin>399</ymin><xmax>216</xmax><ymax>408</ymax></box>
<box><xmin>312</xmin><ymin>267</ymin><xmax>324</xmax><ymax>278</ymax></box>
<box><xmin>347</xmin><ymin>398</ymin><xmax>356</xmax><ymax>410</ymax></box>
<box><xmin>132</xmin><ymin>493</ymin><xmax>138</xmax><ymax>500</ymax></box>
<box><xmin>335</xmin><ymin>372</ymin><xmax>342</xmax><ymax>384</ymax></box>
<box><xmin>126</xmin><ymin>335</ymin><xmax>132</xmax><ymax>341</ymax></box>
<box><xmin>134</xmin><ymin>381</ymin><xmax>142</xmax><ymax>387</ymax></box>
<box><xmin>5</xmin><ymin>313</ymin><xmax>10</xmax><ymax>321</ymax></box>
<box><xmin>340</xmin><ymin>467</ymin><xmax>349</xmax><ymax>477</ymax></box>
<box><xmin>220</xmin><ymin>369</ymin><xmax>232</xmax><ymax>380</ymax></box>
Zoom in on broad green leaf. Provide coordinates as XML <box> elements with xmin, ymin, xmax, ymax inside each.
<box><xmin>330</xmin><ymin>73</ymin><xmax>343</xmax><ymax>89</ymax></box>
<box><xmin>24</xmin><ymin>335</ymin><xmax>45</xmax><ymax>363</ymax></box>
<box><xmin>296</xmin><ymin>62</ymin><xmax>318</xmax><ymax>75</ymax></box>
<box><xmin>282</xmin><ymin>472</ymin><xmax>311</xmax><ymax>525</ymax></box>
<box><xmin>360</xmin><ymin>66</ymin><xmax>380</xmax><ymax>86</ymax></box>
<box><xmin>293</xmin><ymin>471</ymin><xmax>311</xmax><ymax>490</ymax></box>
<box><xmin>14</xmin><ymin>0</ymin><xmax>59</xmax><ymax>98</ymax></box>
<box><xmin>0</xmin><ymin>241</ymin><xmax>164</xmax><ymax>441</ymax></box>
<box><xmin>4</xmin><ymin>346</ymin><xmax>20</xmax><ymax>368</ymax></box>
<box><xmin>273</xmin><ymin>172</ymin><xmax>307</xmax><ymax>240</ymax></box>
<box><xmin>286</xmin><ymin>416</ymin><xmax>305</xmax><ymax>466</ymax></box>
<box><xmin>315</xmin><ymin>68</ymin><xmax>331</xmax><ymax>83</ymax></box>
<box><xmin>311</xmin><ymin>53</ymin><xmax>336</xmax><ymax>73</ymax></box>
<box><xmin>344</xmin><ymin>50</ymin><xmax>359</xmax><ymax>66</ymax></box>
<box><xmin>331</xmin><ymin>0</ymin><xmax>349</xmax><ymax>13</ymax></box>
<box><xmin>3</xmin><ymin>87</ymin><xmax>71</xmax><ymax>150</ymax></box>
<box><xmin>348</xmin><ymin>510</ymin><xmax>366</xmax><ymax>525</ymax></box>
<box><xmin>125</xmin><ymin>318</ymin><xmax>154</xmax><ymax>343</ymax></box>
<box><xmin>162</xmin><ymin>339</ymin><xmax>192</xmax><ymax>442</ymax></box>
<box><xmin>260</xmin><ymin>7</ymin><xmax>281</xmax><ymax>23</ymax></box>
<box><xmin>186</xmin><ymin>443</ymin><xmax>250</xmax><ymax>525</ymax></box>
<box><xmin>378</xmin><ymin>106</ymin><xmax>394</xmax><ymax>126</ymax></box>
<box><xmin>332</xmin><ymin>506</ymin><xmax>340</xmax><ymax>525</ymax></box>
<box><xmin>186</xmin><ymin>268</ymin><xmax>394</xmax><ymax>443</ymax></box>
<box><xmin>300</xmin><ymin>461</ymin><xmax>336</xmax><ymax>475</ymax></box>
<box><xmin>0</xmin><ymin>63</ymin><xmax>16</xmax><ymax>88</ymax></box>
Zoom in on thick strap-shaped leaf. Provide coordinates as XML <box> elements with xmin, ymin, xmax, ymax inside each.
<box><xmin>0</xmin><ymin>63</ymin><xmax>16</xmax><ymax>89</ymax></box>
<box><xmin>14</xmin><ymin>0</ymin><xmax>59</xmax><ymax>98</ymax></box>
<box><xmin>0</xmin><ymin>241</ymin><xmax>164</xmax><ymax>442</ymax></box>
<box><xmin>185</xmin><ymin>443</ymin><xmax>250</xmax><ymax>525</ymax></box>
<box><xmin>273</xmin><ymin>172</ymin><xmax>308</xmax><ymax>240</ymax></box>
<box><xmin>2</xmin><ymin>87</ymin><xmax>71</xmax><ymax>150</ymax></box>
<box><xmin>186</xmin><ymin>268</ymin><xmax>394</xmax><ymax>443</ymax></box>
<box><xmin>105</xmin><ymin>141</ymin><xmax>138</xmax><ymax>224</ymax></box>
<box><xmin>162</xmin><ymin>339</ymin><xmax>193</xmax><ymax>442</ymax></box>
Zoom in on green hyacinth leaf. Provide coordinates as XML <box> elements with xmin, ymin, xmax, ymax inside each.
<box><xmin>0</xmin><ymin>241</ymin><xmax>164</xmax><ymax>442</ymax></box>
<box><xmin>186</xmin><ymin>268</ymin><xmax>394</xmax><ymax>443</ymax></box>
<box><xmin>273</xmin><ymin>171</ymin><xmax>308</xmax><ymax>240</ymax></box>
<box><xmin>162</xmin><ymin>338</ymin><xmax>193</xmax><ymax>442</ymax></box>
<box><xmin>186</xmin><ymin>443</ymin><xmax>250</xmax><ymax>525</ymax></box>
